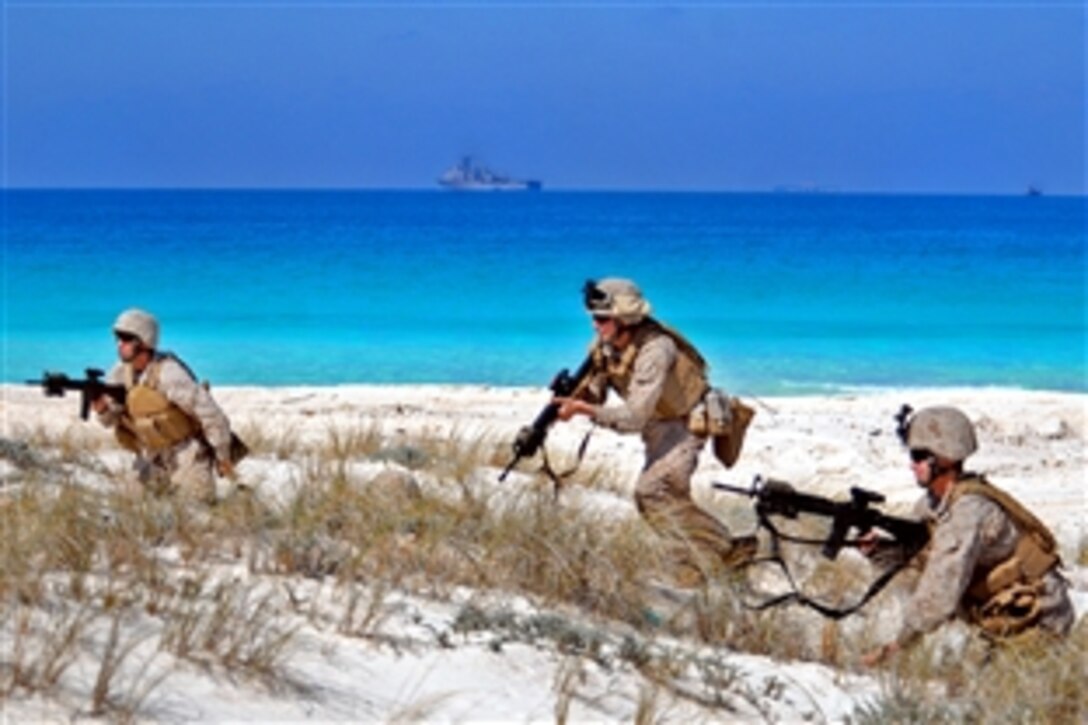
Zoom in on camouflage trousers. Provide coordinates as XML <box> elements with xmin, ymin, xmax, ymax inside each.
<box><xmin>634</xmin><ymin>432</ymin><xmax>748</xmax><ymax>587</ymax></box>
<box><xmin>136</xmin><ymin>438</ymin><xmax>217</xmax><ymax>504</ymax></box>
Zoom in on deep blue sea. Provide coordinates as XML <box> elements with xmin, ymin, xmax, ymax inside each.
<box><xmin>3</xmin><ymin>190</ymin><xmax>1085</xmax><ymax>394</ymax></box>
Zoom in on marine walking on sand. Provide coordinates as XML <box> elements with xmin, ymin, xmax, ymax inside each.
<box><xmin>92</xmin><ymin>308</ymin><xmax>243</xmax><ymax>504</ymax></box>
<box><xmin>861</xmin><ymin>405</ymin><xmax>1074</xmax><ymax>665</ymax></box>
<box><xmin>553</xmin><ymin>278</ymin><xmax>757</xmax><ymax>588</ymax></box>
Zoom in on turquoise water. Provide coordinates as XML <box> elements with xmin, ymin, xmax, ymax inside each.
<box><xmin>4</xmin><ymin>190</ymin><xmax>1085</xmax><ymax>393</ymax></box>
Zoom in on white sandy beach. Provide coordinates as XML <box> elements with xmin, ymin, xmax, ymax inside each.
<box><xmin>1</xmin><ymin>383</ymin><xmax>1084</xmax><ymax>721</ymax></box>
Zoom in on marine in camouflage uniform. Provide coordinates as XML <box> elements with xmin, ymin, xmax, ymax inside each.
<box><xmin>864</xmin><ymin>406</ymin><xmax>1073</xmax><ymax>665</ymax></box>
<box><xmin>93</xmin><ymin>309</ymin><xmax>235</xmax><ymax>503</ymax></box>
<box><xmin>556</xmin><ymin>279</ymin><xmax>754</xmax><ymax>587</ymax></box>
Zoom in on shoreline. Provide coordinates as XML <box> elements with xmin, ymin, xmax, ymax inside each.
<box><xmin>10</xmin><ymin>375</ymin><xmax>1087</xmax><ymax>397</ymax></box>
<box><xmin>3</xmin><ymin>383</ymin><xmax>1085</xmax><ymax>553</ymax></box>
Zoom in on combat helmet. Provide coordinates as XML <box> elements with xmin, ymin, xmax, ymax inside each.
<box><xmin>905</xmin><ymin>406</ymin><xmax>978</xmax><ymax>462</ymax></box>
<box><xmin>113</xmin><ymin>308</ymin><xmax>159</xmax><ymax>349</ymax></box>
<box><xmin>583</xmin><ymin>278</ymin><xmax>652</xmax><ymax>325</ymax></box>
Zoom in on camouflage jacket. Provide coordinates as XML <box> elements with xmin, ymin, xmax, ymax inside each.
<box><xmin>897</xmin><ymin>483</ymin><xmax>1072</xmax><ymax>643</ymax></box>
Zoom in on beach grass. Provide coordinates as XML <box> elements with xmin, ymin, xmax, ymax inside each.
<box><xmin>0</xmin><ymin>419</ymin><xmax>1083</xmax><ymax>720</ymax></box>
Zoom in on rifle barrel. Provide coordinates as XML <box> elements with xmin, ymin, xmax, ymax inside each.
<box><xmin>712</xmin><ymin>482</ymin><xmax>754</xmax><ymax>496</ymax></box>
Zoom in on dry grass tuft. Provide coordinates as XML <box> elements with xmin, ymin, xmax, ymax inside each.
<box><xmin>3</xmin><ymin>420</ymin><xmax>1083</xmax><ymax>721</ymax></box>
<box><xmin>853</xmin><ymin>616</ymin><xmax>1087</xmax><ymax>722</ymax></box>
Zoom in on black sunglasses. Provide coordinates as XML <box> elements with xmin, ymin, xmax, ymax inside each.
<box><xmin>115</xmin><ymin>331</ymin><xmax>139</xmax><ymax>344</ymax></box>
<box><xmin>909</xmin><ymin>449</ymin><xmax>933</xmax><ymax>463</ymax></box>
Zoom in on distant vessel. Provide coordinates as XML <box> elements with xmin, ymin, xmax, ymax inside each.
<box><xmin>1026</xmin><ymin>185</ymin><xmax>1043</xmax><ymax>197</ymax></box>
<box><xmin>438</xmin><ymin>156</ymin><xmax>542</xmax><ymax>191</ymax></box>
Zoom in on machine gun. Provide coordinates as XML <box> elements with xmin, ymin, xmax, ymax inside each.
<box><xmin>26</xmin><ymin>368</ymin><xmax>127</xmax><ymax>420</ymax></box>
<box><xmin>714</xmin><ymin>476</ymin><xmax>930</xmax><ymax>618</ymax></box>
<box><xmin>499</xmin><ymin>354</ymin><xmax>595</xmax><ymax>484</ymax></box>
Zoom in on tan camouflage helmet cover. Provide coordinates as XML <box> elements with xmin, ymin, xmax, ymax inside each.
<box><xmin>907</xmin><ymin>406</ymin><xmax>979</xmax><ymax>462</ymax></box>
<box><xmin>113</xmin><ymin>308</ymin><xmax>159</xmax><ymax>349</ymax></box>
<box><xmin>584</xmin><ymin>278</ymin><xmax>652</xmax><ymax>325</ymax></box>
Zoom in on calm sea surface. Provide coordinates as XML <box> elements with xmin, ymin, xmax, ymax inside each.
<box><xmin>4</xmin><ymin>190</ymin><xmax>1085</xmax><ymax>394</ymax></box>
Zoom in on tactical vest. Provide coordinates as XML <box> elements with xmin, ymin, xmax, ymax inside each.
<box><xmin>115</xmin><ymin>355</ymin><xmax>200</xmax><ymax>453</ymax></box>
<box><xmin>590</xmin><ymin>318</ymin><xmax>709</xmax><ymax>421</ymax></box>
<box><xmin>946</xmin><ymin>476</ymin><xmax>1062</xmax><ymax>638</ymax></box>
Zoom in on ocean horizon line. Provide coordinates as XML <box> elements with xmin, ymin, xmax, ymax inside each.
<box><xmin>5</xmin><ymin>187</ymin><xmax>1084</xmax><ymax>199</ymax></box>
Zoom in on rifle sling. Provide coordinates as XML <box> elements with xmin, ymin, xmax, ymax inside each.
<box><xmin>538</xmin><ymin>427</ymin><xmax>594</xmax><ymax>498</ymax></box>
<box><xmin>737</xmin><ymin>510</ymin><xmax>913</xmax><ymax>620</ymax></box>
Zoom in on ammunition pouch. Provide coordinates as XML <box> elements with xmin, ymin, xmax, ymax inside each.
<box><xmin>970</xmin><ymin>581</ymin><xmax>1045</xmax><ymax>638</ymax></box>
<box><xmin>689</xmin><ymin>389</ymin><xmax>755</xmax><ymax>468</ymax></box>
<box><xmin>114</xmin><ymin>424</ymin><xmax>141</xmax><ymax>454</ymax></box>
<box><xmin>122</xmin><ymin>385</ymin><xmax>199</xmax><ymax>452</ymax></box>
<box><xmin>689</xmin><ymin>387</ymin><xmax>726</xmax><ymax>436</ymax></box>
<box><xmin>965</xmin><ymin>535</ymin><xmax>1059</xmax><ymax>604</ymax></box>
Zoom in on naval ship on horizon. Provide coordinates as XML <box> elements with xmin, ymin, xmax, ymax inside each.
<box><xmin>438</xmin><ymin>156</ymin><xmax>542</xmax><ymax>191</ymax></box>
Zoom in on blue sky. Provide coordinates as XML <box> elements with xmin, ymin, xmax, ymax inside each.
<box><xmin>3</xmin><ymin>1</ymin><xmax>1084</xmax><ymax>193</ymax></box>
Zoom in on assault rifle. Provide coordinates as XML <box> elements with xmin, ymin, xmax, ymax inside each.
<box><xmin>499</xmin><ymin>354</ymin><xmax>595</xmax><ymax>483</ymax></box>
<box><xmin>714</xmin><ymin>476</ymin><xmax>929</xmax><ymax>618</ymax></box>
<box><xmin>714</xmin><ymin>477</ymin><xmax>928</xmax><ymax>561</ymax></box>
<box><xmin>26</xmin><ymin>368</ymin><xmax>126</xmax><ymax>420</ymax></box>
